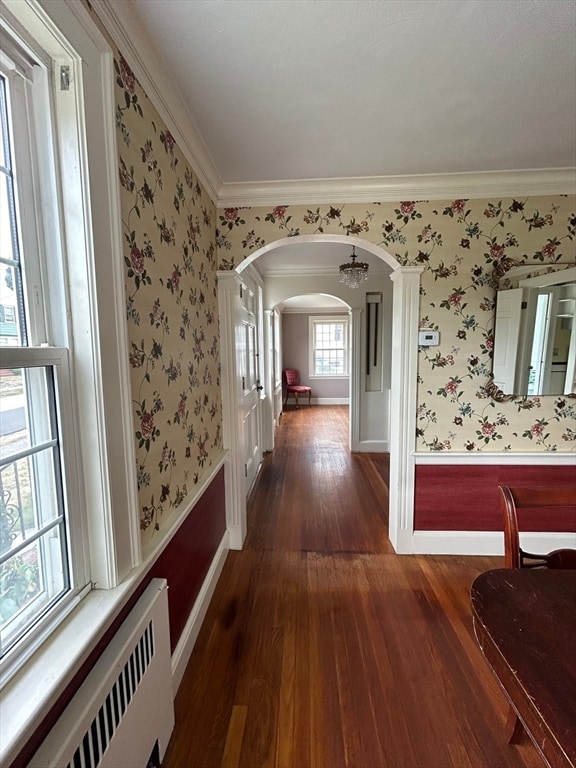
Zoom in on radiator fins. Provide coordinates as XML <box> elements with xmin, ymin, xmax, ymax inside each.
<box><xmin>69</xmin><ymin>621</ymin><xmax>155</xmax><ymax>768</ymax></box>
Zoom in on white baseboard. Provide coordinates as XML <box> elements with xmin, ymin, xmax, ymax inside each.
<box><xmin>311</xmin><ymin>398</ymin><xmax>349</xmax><ymax>405</ymax></box>
<box><xmin>411</xmin><ymin>530</ymin><xmax>576</xmax><ymax>556</ymax></box>
<box><xmin>171</xmin><ymin>531</ymin><xmax>229</xmax><ymax>692</ymax></box>
<box><xmin>351</xmin><ymin>440</ymin><xmax>389</xmax><ymax>452</ymax></box>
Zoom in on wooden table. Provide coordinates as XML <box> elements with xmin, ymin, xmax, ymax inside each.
<box><xmin>471</xmin><ymin>569</ymin><xmax>576</xmax><ymax>768</ymax></box>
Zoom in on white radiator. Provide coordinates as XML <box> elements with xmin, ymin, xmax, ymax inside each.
<box><xmin>29</xmin><ymin>578</ymin><xmax>174</xmax><ymax>768</ymax></box>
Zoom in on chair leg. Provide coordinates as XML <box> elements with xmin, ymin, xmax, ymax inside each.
<box><xmin>308</xmin><ymin>390</ymin><xmax>311</xmax><ymax>406</ymax></box>
<box><xmin>505</xmin><ymin>706</ymin><xmax>524</xmax><ymax>744</ymax></box>
<box><xmin>294</xmin><ymin>392</ymin><xmax>299</xmax><ymax>409</ymax></box>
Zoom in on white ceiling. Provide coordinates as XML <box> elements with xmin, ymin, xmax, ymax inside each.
<box><xmin>130</xmin><ymin>0</ymin><xmax>576</xmax><ymax>185</ymax></box>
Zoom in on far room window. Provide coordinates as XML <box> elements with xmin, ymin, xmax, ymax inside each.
<box><xmin>309</xmin><ymin>316</ymin><xmax>349</xmax><ymax>377</ymax></box>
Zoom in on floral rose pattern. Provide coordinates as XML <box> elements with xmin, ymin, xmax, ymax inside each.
<box><xmin>217</xmin><ymin>198</ymin><xmax>575</xmax><ymax>452</ymax></box>
<box><xmin>115</xmin><ymin>58</ymin><xmax>222</xmax><ymax>540</ymax></box>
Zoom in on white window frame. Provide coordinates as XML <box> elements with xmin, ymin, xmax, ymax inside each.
<box><xmin>0</xmin><ymin>15</ymin><xmax>91</xmax><ymax>670</ymax></box>
<box><xmin>309</xmin><ymin>315</ymin><xmax>350</xmax><ymax>378</ymax></box>
<box><xmin>0</xmin><ymin>1</ymin><xmax>139</xmax><ymax>762</ymax></box>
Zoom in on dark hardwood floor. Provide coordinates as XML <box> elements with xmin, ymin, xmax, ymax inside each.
<box><xmin>163</xmin><ymin>406</ymin><xmax>540</xmax><ymax>768</ymax></box>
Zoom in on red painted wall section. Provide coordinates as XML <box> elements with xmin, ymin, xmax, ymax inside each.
<box><xmin>414</xmin><ymin>464</ymin><xmax>576</xmax><ymax>531</ymax></box>
<box><xmin>149</xmin><ymin>465</ymin><xmax>226</xmax><ymax>652</ymax></box>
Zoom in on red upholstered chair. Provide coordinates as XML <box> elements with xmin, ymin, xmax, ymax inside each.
<box><xmin>283</xmin><ymin>369</ymin><xmax>311</xmax><ymax>409</ymax></box>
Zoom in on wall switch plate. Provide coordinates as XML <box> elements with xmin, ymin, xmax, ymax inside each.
<box><xmin>419</xmin><ymin>330</ymin><xmax>440</xmax><ymax>346</ymax></box>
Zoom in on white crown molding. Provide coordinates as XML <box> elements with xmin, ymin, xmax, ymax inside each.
<box><xmin>280</xmin><ymin>307</ymin><xmax>347</xmax><ymax>313</ymax></box>
<box><xmin>91</xmin><ymin>0</ymin><xmax>222</xmax><ymax>205</ymax></box>
<box><xmin>265</xmin><ymin>264</ymin><xmax>390</xmax><ymax>278</ymax></box>
<box><xmin>218</xmin><ymin>168</ymin><xmax>576</xmax><ymax>208</ymax></box>
<box><xmin>266</xmin><ymin>266</ymin><xmax>335</xmax><ymax>277</ymax></box>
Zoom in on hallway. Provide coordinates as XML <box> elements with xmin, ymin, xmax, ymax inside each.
<box><xmin>163</xmin><ymin>406</ymin><xmax>539</xmax><ymax>768</ymax></box>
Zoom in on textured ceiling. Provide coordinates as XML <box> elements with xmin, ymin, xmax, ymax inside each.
<box><xmin>131</xmin><ymin>0</ymin><xmax>576</xmax><ymax>184</ymax></box>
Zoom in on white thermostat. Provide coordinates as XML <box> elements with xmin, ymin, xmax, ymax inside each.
<box><xmin>418</xmin><ymin>330</ymin><xmax>440</xmax><ymax>346</ymax></box>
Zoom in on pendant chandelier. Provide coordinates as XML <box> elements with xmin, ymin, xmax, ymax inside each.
<box><xmin>339</xmin><ymin>246</ymin><xmax>369</xmax><ymax>288</ymax></box>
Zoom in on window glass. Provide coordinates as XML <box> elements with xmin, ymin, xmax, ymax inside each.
<box><xmin>0</xmin><ymin>77</ymin><xmax>25</xmax><ymax>349</ymax></box>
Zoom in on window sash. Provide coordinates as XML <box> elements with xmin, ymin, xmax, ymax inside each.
<box><xmin>309</xmin><ymin>317</ymin><xmax>349</xmax><ymax>377</ymax></box>
<box><xmin>0</xmin><ymin>347</ymin><xmax>81</xmax><ymax>658</ymax></box>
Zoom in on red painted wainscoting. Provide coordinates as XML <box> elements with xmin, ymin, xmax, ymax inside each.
<box><xmin>414</xmin><ymin>464</ymin><xmax>576</xmax><ymax>531</ymax></box>
<box><xmin>149</xmin><ymin>465</ymin><xmax>226</xmax><ymax>652</ymax></box>
<box><xmin>10</xmin><ymin>467</ymin><xmax>227</xmax><ymax>768</ymax></box>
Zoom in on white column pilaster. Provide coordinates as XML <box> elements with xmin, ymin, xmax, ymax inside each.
<box><xmin>217</xmin><ymin>271</ymin><xmax>246</xmax><ymax>549</ymax></box>
<box><xmin>349</xmin><ymin>308</ymin><xmax>363</xmax><ymax>451</ymax></box>
<box><xmin>388</xmin><ymin>267</ymin><xmax>423</xmax><ymax>553</ymax></box>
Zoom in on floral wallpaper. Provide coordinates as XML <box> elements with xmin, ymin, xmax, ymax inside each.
<box><xmin>217</xmin><ymin>198</ymin><xmax>576</xmax><ymax>452</ymax></box>
<box><xmin>114</xmin><ymin>56</ymin><xmax>222</xmax><ymax>540</ymax></box>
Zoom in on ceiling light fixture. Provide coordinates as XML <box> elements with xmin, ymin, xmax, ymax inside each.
<box><xmin>339</xmin><ymin>246</ymin><xmax>369</xmax><ymax>288</ymax></box>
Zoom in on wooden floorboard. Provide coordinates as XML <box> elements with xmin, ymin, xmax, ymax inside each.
<box><xmin>163</xmin><ymin>405</ymin><xmax>540</xmax><ymax>768</ymax></box>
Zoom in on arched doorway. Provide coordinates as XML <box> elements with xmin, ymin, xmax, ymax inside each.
<box><xmin>219</xmin><ymin>234</ymin><xmax>422</xmax><ymax>553</ymax></box>
<box><xmin>272</xmin><ymin>291</ymin><xmax>351</xmax><ymax>447</ymax></box>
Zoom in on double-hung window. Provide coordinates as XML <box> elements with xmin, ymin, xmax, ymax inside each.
<box><xmin>0</xmin><ymin>4</ymin><xmax>137</xmax><ymax>762</ymax></box>
<box><xmin>0</xmin><ymin>29</ymin><xmax>89</xmax><ymax>666</ymax></box>
<box><xmin>309</xmin><ymin>316</ymin><xmax>350</xmax><ymax>377</ymax></box>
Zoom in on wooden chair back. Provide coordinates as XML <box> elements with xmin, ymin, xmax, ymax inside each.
<box><xmin>498</xmin><ymin>485</ymin><xmax>576</xmax><ymax>569</ymax></box>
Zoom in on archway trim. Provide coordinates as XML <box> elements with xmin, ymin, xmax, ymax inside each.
<box><xmin>236</xmin><ymin>233</ymin><xmax>400</xmax><ymax>273</ymax></box>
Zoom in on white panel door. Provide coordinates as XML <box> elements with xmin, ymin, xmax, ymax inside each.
<box><xmin>237</xmin><ymin>286</ymin><xmax>262</xmax><ymax>495</ymax></box>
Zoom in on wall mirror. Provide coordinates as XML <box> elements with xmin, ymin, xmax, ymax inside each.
<box><xmin>492</xmin><ymin>266</ymin><xmax>576</xmax><ymax>397</ymax></box>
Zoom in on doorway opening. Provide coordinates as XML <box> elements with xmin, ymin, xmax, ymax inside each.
<box><xmin>221</xmin><ymin>235</ymin><xmax>422</xmax><ymax>553</ymax></box>
<box><xmin>277</xmin><ymin>293</ymin><xmax>350</xmax><ymax>446</ymax></box>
